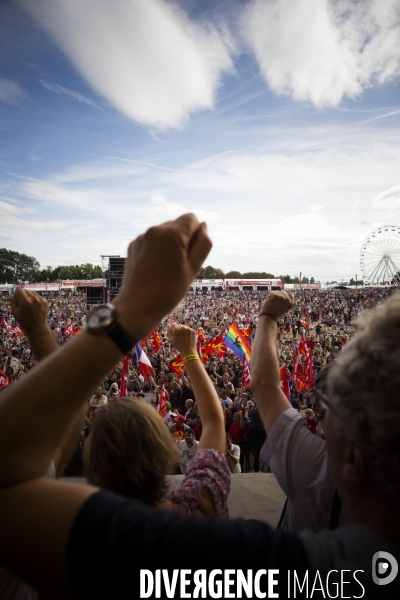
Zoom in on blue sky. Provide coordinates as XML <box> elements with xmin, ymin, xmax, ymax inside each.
<box><xmin>1</xmin><ymin>0</ymin><xmax>399</xmax><ymax>282</ymax></box>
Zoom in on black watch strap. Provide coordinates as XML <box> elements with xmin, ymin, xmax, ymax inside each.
<box><xmin>105</xmin><ymin>319</ymin><xmax>136</xmax><ymax>354</ymax></box>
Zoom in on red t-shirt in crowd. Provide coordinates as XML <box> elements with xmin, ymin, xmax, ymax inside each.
<box><xmin>229</xmin><ymin>422</ymin><xmax>248</xmax><ymax>442</ymax></box>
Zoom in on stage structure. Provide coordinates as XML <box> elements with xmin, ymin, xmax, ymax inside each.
<box><xmin>105</xmin><ymin>257</ymin><xmax>126</xmax><ymax>300</ymax></box>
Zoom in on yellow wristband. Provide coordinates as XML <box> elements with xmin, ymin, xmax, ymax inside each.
<box><xmin>183</xmin><ymin>354</ymin><xmax>200</xmax><ymax>365</ymax></box>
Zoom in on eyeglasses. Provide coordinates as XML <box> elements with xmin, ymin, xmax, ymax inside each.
<box><xmin>313</xmin><ymin>385</ymin><xmax>336</xmax><ymax>421</ymax></box>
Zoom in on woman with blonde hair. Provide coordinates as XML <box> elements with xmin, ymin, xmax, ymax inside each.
<box><xmin>84</xmin><ymin>323</ymin><xmax>230</xmax><ymax>517</ymax></box>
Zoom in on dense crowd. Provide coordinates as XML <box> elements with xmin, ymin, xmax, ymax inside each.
<box><xmin>0</xmin><ymin>285</ymin><xmax>395</xmax><ymax>475</ymax></box>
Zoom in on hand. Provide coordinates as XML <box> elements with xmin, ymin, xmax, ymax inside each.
<box><xmin>113</xmin><ymin>214</ymin><xmax>211</xmax><ymax>341</ymax></box>
<box><xmin>10</xmin><ymin>289</ymin><xmax>49</xmax><ymax>336</ymax></box>
<box><xmin>260</xmin><ymin>291</ymin><xmax>294</xmax><ymax>321</ymax></box>
<box><xmin>167</xmin><ymin>324</ymin><xmax>197</xmax><ymax>358</ymax></box>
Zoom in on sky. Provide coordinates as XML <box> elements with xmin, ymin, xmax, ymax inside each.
<box><xmin>1</xmin><ymin>0</ymin><xmax>400</xmax><ymax>283</ymax></box>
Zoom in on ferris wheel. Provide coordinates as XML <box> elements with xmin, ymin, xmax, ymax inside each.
<box><xmin>360</xmin><ymin>226</ymin><xmax>400</xmax><ymax>285</ymax></box>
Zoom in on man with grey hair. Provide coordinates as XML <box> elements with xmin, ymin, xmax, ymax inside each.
<box><xmin>251</xmin><ymin>290</ymin><xmax>400</xmax><ymax>593</ymax></box>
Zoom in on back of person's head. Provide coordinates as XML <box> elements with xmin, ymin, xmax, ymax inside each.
<box><xmin>328</xmin><ymin>293</ymin><xmax>400</xmax><ymax>504</ymax></box>
<box><xmin>84</xmin><ymin>397</ymin><xmax>177</xmax><ymax>505</ymax></box>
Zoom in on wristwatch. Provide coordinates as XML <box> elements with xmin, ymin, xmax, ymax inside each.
<box><xmin>83</xmin><ymin>303</ymin><xmax>135</xmax><ymax>354</ymax></box>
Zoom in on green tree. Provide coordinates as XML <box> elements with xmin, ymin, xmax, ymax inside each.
<box><xmin>197</xmin><ymin>266</ymin><xmax>225</xmax><ymax>279</ymax></box>
<box><xmin>279</xmin><ymin>274</ymin><xmax>293</xmax><ymax>283</ymax></box>
<box><xmin>0</xmin><ymin>248</ymin><xmax>40</xmax><ymax>283</ymax></box>
<box><xmin>225</xmin><ymin>271</ymin><xmax>242</xmax><ymax>278</ymax></box>
<box><xmin>242</xmin><ymin>271</ymin><xmax>275</xmax><ymax>278</ymax></box>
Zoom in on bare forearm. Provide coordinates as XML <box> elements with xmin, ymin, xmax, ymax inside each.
<box><xmin>251</xmin><ymin>318</ymin><xmax>291</xmax><ymax>432</ymax></box>
<box><xmin>0</xmin><ymin>330</ymin><xmax>122</xmax><ymax>488</ymax></box>
<box><xmin>26</xmin><ymin>327</ymin><xmax>59</xmax><ymax>361</ymax></box>
<box><xmin>185</xmin><ymin>360</ymin><xmax>223</xmax><ymax>426</ymax></box>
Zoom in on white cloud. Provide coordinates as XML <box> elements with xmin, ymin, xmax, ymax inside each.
<box><xmin>40</xmin><ymin>80</ymin><xmax>104</xmax><ymax>111</ymax></box>
<box><xmin>148</xmin><ymin>194</ymin><xmax>217</xmax><ymax>223</ymax></box>
<box><xmin>0</xmin><ymin>77</ymin><xmax>25</xmax><ymax>106</ymax></box>
<box><xmin>371</xmin><ymin>184</ymin><xmax>400</xmax><ymax>209</ymax></box>
<box><xmin>49</xmin><ymin>161</ymin><xmax>144</xmax><ymax>184</ymax></box>
<box><xmin>4</xmin><ymin>124</ymin><xmax>400</xmax><ymax>277</ymax></box>
<box><xmin>1</xmin><ymin>216</ymin><xmax>67</xmax><ymax>232</ymax></box>
<box><xmin>22</xmin><ymin>0</ymin><xmax>235</xmax><ymax>129</ymax></box>
<box><xmin>242</xmin><ymin>0</ymin><xmax>400</xmax><ymax>107</ymax></box>
<box><xmin>0</xmin><ymin>200</ymin><xmax>22</xmax><ymax>215</ymax></box>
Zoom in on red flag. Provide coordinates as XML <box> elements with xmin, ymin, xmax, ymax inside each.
<box><xmin>299</xmin><ymin>319</ymin><xmax>310</xmax><ymax>330</ymax></box>
<box><xmin>299</xmin><ymin>334</ymin><xmax>309</xmax><ymax>358</ymax></box>
<box><xmin>70</xmin><ymin>327</ymin><xmax>81</xmax><ymax>336</ymax></box>
<box><xmin>341</xmin><ymin>337</ymin><xmax>346</xmax><ymax>349</ymax></box>
<box><xmin>157</xmin><ymin>383</ymin><xmax>168</xmax><ymax>417</ymax></box>
<box><xmin>279</xmin><ymin>365</ymin><xmax>291</xmax><ymax>400</ymax></box>
<box><xmin>201</xmin><ymin>338</ymin><xmax>214</xmax><ymax>355</ymax></box>
<box><xmin>199</xmin><ymin>338</ymin><xmax>214</xmax><ymax>364</ymax></box>
<box><xmin>292</xmin><ymin>348</ymin><xmax>307</xmax><ymax>393</ymax></box>
<box><xmin>304</xmin><ymin>352</ymin><xmax>315</xmax><ymax>389</ymax></box>
<box><xmin>120</xmin><ymin>355</ymin><xmax>129</xmax><ymax>397</ymax></box>
<box><xmin>197</xmin><ymin>328</ymin><xmax>205</xmax><ymax>341</ymax></box>
<box><xmin>64</xmin><ymin>322</ymin><xmax>74</xmax><ymax>336</ymax></box>
<box><xmin>0</xmin><ymin>369</ymin><xmax>9</xmax><ymax>389</ymax></box>
<box><xmin>12</xmin><ymin>325</ymin><xmax>24</xmax><ymax>336</ymax></box>
<box><xmin>152</xmin><ymin>330</ymin><xmax>162</xmax><ymax>353</ymax></box>
<box><xmin>1</xmin><ymin>317</ymin><xmax>12</xmax><ymax>331</ymax></box>
<box><xmin>169</xmin><ymin>355</ymin><xmax>185</xmax><ymax>375</ymax></box>
<box><xmin>243</xmin><ymin>357</ymin><xmax>251</xmax><ymax>387</ymax></box>
<box><xmin>210</xmin><ymin>334</ymin><xmax>227</xmax><ymax>358</ymax></box>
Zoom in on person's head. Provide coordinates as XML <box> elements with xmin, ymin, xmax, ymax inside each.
<box><xmin>184</xmin><ymin>429</ymin><xmax>195</xmax><ymax>446</ymax></box>
<box><xmin>185</xmin><ymin>399</ymin><xmax>194</xmax><ymax>411</ymax></box>
<box><xmin>95</xmin><ymin>387</ymin><xmax>102</xmax><ymax>397</ymax></box>
<box><xmin>322</xmin><ymin>294</ymin><xmax>400</xmax><ymax>512</ymax></box>
<box><xmin>233</xmin><ymin>411</ymin><xmax>242</xmax><ymax>425</ymax></box>
<box><xmin>226</xmin><ymin>432</ymin><xmax>232</xmax><ymax>450</ymax></box>
<box><xmin>84</xmin><ymin>397</ymin><xmax>177</xmax><ymax>506</ymax></box>
<box><xmin>305</xmin><ymin>409</ymin><xmax>314</xmax><ymax>420</ymax></box>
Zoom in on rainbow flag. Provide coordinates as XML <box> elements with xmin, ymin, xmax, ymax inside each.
<box><xmin>223</xmin><ymin>322</ymin><xmax>252</xmax><ymax>363</ymax></box>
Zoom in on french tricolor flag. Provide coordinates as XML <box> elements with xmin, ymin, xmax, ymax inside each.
<box><xmin>135</xmin><ymin>343</ymin><xmax>153</xmax><ymax>381</ymax></box>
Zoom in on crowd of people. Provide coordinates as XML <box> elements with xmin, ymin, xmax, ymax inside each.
<box><xmin>0</xmin><ymin>284</ymin><xmax>395</xmax><ymax>478</ymax></box>
<box><xmin>0</xmin><ymin>214</ymin><xmax>399</xmax><ymax>598</ymax></box>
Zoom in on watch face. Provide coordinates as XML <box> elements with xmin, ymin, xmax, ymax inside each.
<box><xmin>87</xmin><ymin>305</ymin><xmax>114</xmax><ymax>330</ymax></box>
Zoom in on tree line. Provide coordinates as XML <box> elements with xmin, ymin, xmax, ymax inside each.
<box><xmin>1</xmin><ymin>250</ymin><xmax>324</xmax><ymax>286</ymax></box>
<box><xmin>0</xmin><ymin>248</ymin><xmax>102</xmax><ymax>284</ymax></box>
<box><xmin>197</xmin><ymin>265</ymin><xmax>315</xmax><ymax>284</ymax></box>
